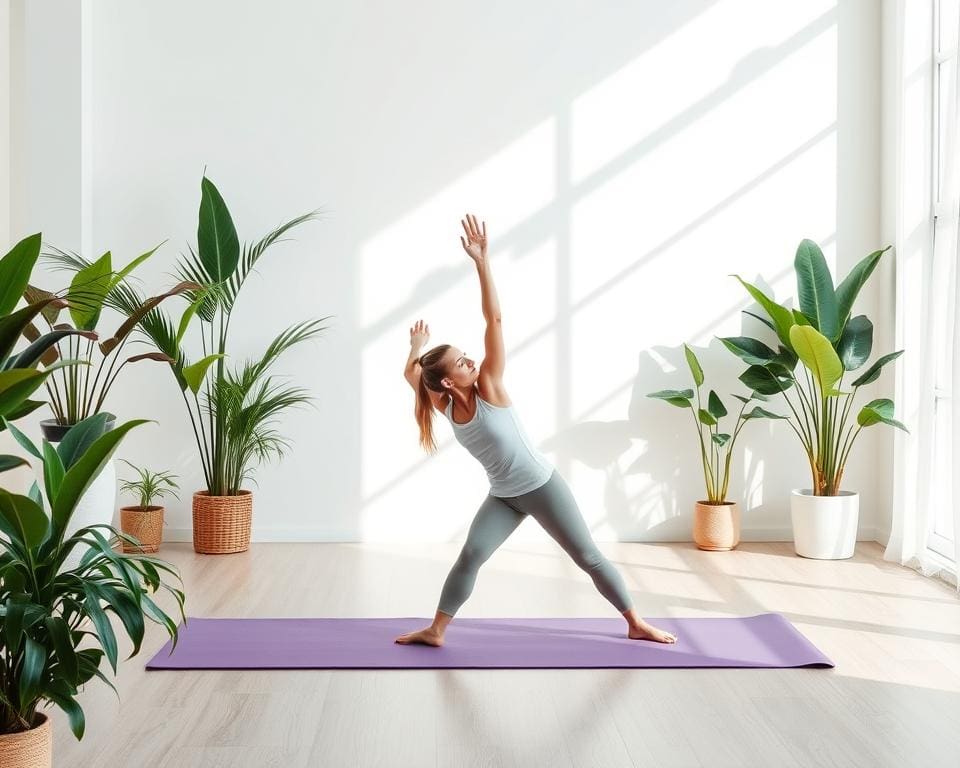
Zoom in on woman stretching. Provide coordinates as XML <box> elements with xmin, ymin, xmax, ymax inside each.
<box><xmin>394</xmin><ymin>214</ymin><xmax>677</xmax><ymax>647</ymax></box>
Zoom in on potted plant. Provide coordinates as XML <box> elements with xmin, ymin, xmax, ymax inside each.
<box><xmin>648</xmin><ymin>344</ymin><xmax>786</xmax><ymax>549</ymax></box>
<box><xmin>721</xmin><ymin>239</ymin><xmax>907</xmax><ymax>559</ymax></box>
<box><xmin>103</xmin><ymin>175</ymin><xmax>329</xmax><ymax>553</ymax></box>
<box><xmin>0</xmin><ymin>414</ymin><xmax>185</xmax><ymax>768</ymax></box>
<box><xmin>118</xmin><ymin>460</ymin><xmax>180</xmax><ymax>553</ymax></box>
<box><xmin>29</xmin><ymin>246</ymin><xmax>197</xmax><ymax>553</ymax></box>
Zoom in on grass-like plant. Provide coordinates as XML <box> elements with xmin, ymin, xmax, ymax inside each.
<box><xmin>118</xmin><ymin>460</ymin><xmax>180</xmax><ymax>509</ymax></box>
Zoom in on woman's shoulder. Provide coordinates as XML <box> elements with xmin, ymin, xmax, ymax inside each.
<box><xmin>476</xmin><ymin>381</ymin><xmax>511</xmax><ymax>408</ymax></box>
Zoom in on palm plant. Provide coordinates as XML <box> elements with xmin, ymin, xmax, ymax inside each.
<box><xmin>38</xmin><ymin>245</ymin><xmax>197</xmax><ymax>427</ymax></box>
<box><xmin>51</xmin><ymin>176</ymin><xmax>329</xmax><ymax>496</ymax></box>
<box><xmin>721</xmin><ymin>239</ymin><xmax>907</xmax><ymax>496</ymax></box>
<box><xmin>118</xmin><ymin>460</ymin><xmax>180</xmax><ymax>509</ymax></box>
<box><xmin>648</xmin><ymin>344</ymin><xmax>786</xmax><ymax>504</ymax></box>
<box><xmin>0</xmin><ymin>413</ymin><xmax>186</xmax><ymax>738</ymax></box>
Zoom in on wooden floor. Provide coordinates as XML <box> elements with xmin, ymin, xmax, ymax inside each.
<box><xmin>50</xmin><ymin>540</ymin><xmax>960</xmax><ymax>768</ymax></box>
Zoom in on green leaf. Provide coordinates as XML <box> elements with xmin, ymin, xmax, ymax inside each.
<box><xmin>647</xmin><ymin>389</ymin><xmax>694</xmax><ymax>408</ymax></box>
<box><xmin>51</xmin><ymin>419</ymin><xmax>149</xmax><ymax>543</ymax></box>
<box><xmin>744</xmin><ymin>406</ymin><xmax>789</xmax><ymax>420</ymax></box>
<box><xmin>19</xmin><ymin>636</ymin><xmax>45</xmax><ymax>707</ymax></box>
<box><xmin>707</xmin><ymin>390</ymin><xmax>727</xmax><ymax>419</ymax></box>
<box><xmin>837</xmin><ymin>315</ymin><xmax>873</xmax><ymax>371</ymax></box>
<box><xmin>0</xmin><ymin>369</ymin><xmax>49</xmax><ymax>420</ymax></box>
<box><xmin>182</xmin><ymin>353</ymin><xmax>225</xmax><ymax>394</ymax></box>
<box><xmin>0</xmin><ymin>454</ymin><xmax>29</xmax><ymax>473</ymax></box>
<box><xmin>175</xmin><ymin>292</ymin><xmax>208</xmax><ymax>346</ymax></box>
<box><xmin>4</xmin><ymin>417</ymin><xmax>42</xmax><ymax>458</ymax></box>
<box><xmin>789</xmin><ymin>325</ymin><xmax>843</xmax><ymax>394</ymax></box>
<box><xmin>69</xmin><ymin>251</ymin><xmax>113</xmax><ymax>330</ymax></box>
<box><xmin>712</xmin><ymin>433</ymin><xmax>731</xmax><ymax>447</ymax></box>
<box><xmin>852</xmin><ymin>350</ymin><xmax>904</xmax><ymax>386</ymax></box>
<box><xmin>83</xmin><ymin>587</ymin><xmax>119</xmax><ymax>673</ymax></box>
<box><xmin>57</xmin><ymin>412</ymin><xmax>112</xmax><ymax>471</ymax></box>
<box><xmin>719</xmin><ymin>336</ymin><xmax>777</xmax><ymax>365</ymax></box>
<box><xmin>0</xmin><ymin>298</ymin><xmax>63</xmax><ymax>362</ymax></box>
<box><xmin>0</xmin><ymin>398</ymin><xmax>45</xmax><ymax>425</ymax></box>
<box><xmin>698</xmin><ymin>408</ymin><xmax>717</xmax><ymax>426</ymax></box>
<box><xmin>836</xmin><ymin>246</ymin><xmax>890</xmax><ymax>328</ymax></box>
<box><xmin>111</xmin><ymin>241</ymin><xmax>165</xmax><ymax>287</ymax></box>
<box><xmin>858</xmin><ymin>398</ymin><xmax>908</xmax><ymax>431</ymax></box>
<box><xmin>795</xmin><ymin>239</ymin><xmax>839</xmax><ymax>339</ymax></box>
<box><xmin>739</xmin><ymin>365</ymin><xmax>794</xmax><ymax>396</ymax></box>
<box><xmin>46</xmin><ymin>688</ymin><xmax>86</xmax><ymax>740</ymax></box>
<box><xmin>683</xmin><ymin>344</ymin><xmax>704</xmax><ymax>387</ymax></box>
<box><xmin>46</xmin><ymin>615</ymin><xmax>79</xmax><ymax>685</ymax></box>
<box><xmin>28</xmin><ymin>481</ymin><xmax>42</xmax><ymax>506</ymax></box>
<box><xmin>42</xmin><ymin>439</ymin><xmax>66</xmax><ymax>502</ymax></box>
<box><xmin>197</xmin><ymin>176</ymin><xmax>240</xmax><ymax>282</ymax></box>
<box><xmin>0</xmin><ymin>490</ymin><xmax>49</xmax><ymax>548</ymax></box>
<box><xmin>792</xmin><ymin>310</ymin><xmax>812</xmax><ymax>326</ymax></box>
<box><xmin>4</xmin><ymin>599</ymin><xmax>25</xmax><ymax>653</ymax></box>
<box><xmin>732</xmin><ymin>275</ymin><xmax>796</xmax><ymax>349</ymax></box>
<box><xmin>0</xmin><ymin>233</ymin><xmax>42</xmax><ymax>315</ymax></box>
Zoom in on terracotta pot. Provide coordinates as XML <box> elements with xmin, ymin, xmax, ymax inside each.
<box><xmin>0</xmin><ymin>712</ymin><xmax>52</xmax><ymax>768</ymax></box>
<box><xmin>192</xmin><ymin>490</ymin><xmax>253</xmax><ymax>554</ymax></box>
<box><xmin>693</xmin><ymin>501</ymin><xmax>740</xmax><ymax>551</ymax></box>
<box><xmin>119</xmin><ymin>505</ymin><xmax>164</xmax><ymax>553</ymax></box>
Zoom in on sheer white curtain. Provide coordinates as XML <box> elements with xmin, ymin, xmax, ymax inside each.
<box><xmin>885</xmin><ymin>0</ymin><xmax>960</xmax><ymax>589</ymax></box>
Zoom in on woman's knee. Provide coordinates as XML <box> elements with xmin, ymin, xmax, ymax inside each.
<box><xmin>574</xmin><ymin>547</ymin><xmax>606</xmax><ymax>571</ymax></box>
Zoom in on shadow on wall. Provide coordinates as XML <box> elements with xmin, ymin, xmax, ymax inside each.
<box><xmin>540</xmin><ymin>289</ymin><xmax>813</xmax><ymax>542</ymax></box>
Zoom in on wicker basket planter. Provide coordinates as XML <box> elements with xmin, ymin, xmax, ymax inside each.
<box><xmin>119</xmin><ymin>505</ymin><xmax>164</xmax><ymax>553</ymax></box>
<box><xmin>192</xmin><ymin>490</ymin><xmax>253</xmax><ymax>554</ymax></box>
<box><xmin>693</xmin><ymin>501</ymin><xmax>740</xmax><ymax>551</ymax></box>
<box><xmin>0</xmin><ymin>712</ymin><xmax>52</xmax><ymax>768</ymax></box>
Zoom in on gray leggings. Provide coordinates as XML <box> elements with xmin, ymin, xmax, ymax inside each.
<box><xmin>437</xmin><ymin>469</ymin><xmax>634</xmax><ymax>616</ymax></box>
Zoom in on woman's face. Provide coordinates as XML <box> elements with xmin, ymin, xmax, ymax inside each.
<box><xmin>442</xmin><ymin>347</ymin><xmax>478</xmax><ymax>390</ymax></box>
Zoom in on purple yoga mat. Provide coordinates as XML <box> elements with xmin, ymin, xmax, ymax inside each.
<box><xmin>145</xmin><ymin>613</ymin><xmax>832</xmax><ymax>670</ymax></box>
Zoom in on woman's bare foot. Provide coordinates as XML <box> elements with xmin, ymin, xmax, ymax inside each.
<box><xmin>394</xmin><ymin>626</ymin><xmax>445</xmax><ymax>647</ymax></box>
<box><xmin>628</xmin><ymin>621</ymin><xmax>677</xmax><ymax>644</ymax></box>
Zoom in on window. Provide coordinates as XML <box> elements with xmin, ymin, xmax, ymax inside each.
<box><xmin>929</xmin><ymin>0</ymin><xmax>960</xmax><ymax>559</ymax></box>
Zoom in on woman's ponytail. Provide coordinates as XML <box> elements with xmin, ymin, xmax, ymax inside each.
<box><xmin>416</xmin><ymin>372</ymin><xmax>439</xmax><ymax>454</ymax></box>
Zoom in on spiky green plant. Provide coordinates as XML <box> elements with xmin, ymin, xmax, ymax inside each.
<box><xmin>118</xmin><ymin>460</ymin><xmax>180</xmax><ymax>509</ymax></box>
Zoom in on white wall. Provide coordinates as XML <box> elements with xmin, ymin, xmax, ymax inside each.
<box><xmin>7</xmin><ymin>0</ymin><xmax>893</xmax><ymax>544</ymax></box>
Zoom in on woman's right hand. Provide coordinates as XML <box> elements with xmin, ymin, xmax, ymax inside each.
<box><xmin>460</xmin><ymin>213</ymin><xmax>487</xmax><ymax>265</ymax></box>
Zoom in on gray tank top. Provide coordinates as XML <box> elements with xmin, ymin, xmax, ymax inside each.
<box><xmin>443</xmin><ymin>387</ymin><xmax>554</xmax><ymax>497</ymax></box>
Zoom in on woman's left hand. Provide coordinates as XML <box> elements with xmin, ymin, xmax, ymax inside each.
<box><xmin>410</xmin><ymin>319</ymin><xmax>430</xmax><ymax>350</ymax></box>
<box><xmin>460</xmin><ymin>213</ymin><xmax>487</xmax><ymax>264</ymax></box>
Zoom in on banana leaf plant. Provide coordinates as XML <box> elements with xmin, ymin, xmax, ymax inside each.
<box><xmin>0</xmin><ymin>234</ymin><xmax>89</xmax><ymax>474</ymax></box>
<box><xmin>720</xmin><ymin>239</ymin><xmax>907</xmax><ymax>496</ymax></box>
<box><xmin>43</xmin><ymin>175</ymin><xmax>330</xmax><ymax>496</ymax></box>
<box><xmin>36</xmin><ymin>244</ymin><xmax>199</xmax><ymax>427</ymax></box>
<box><xmin>648</xmin><ymin>344</ymin><xmax>787</xmax><ymax>504</ymax></box>
<box><xmin>0</xmin><ymin>413</ymin><xmax>186</xmax><ymax>738</ymax></box>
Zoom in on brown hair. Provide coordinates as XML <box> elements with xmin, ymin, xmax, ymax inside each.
<box><xmin>415</xmin><ymin>344</ymin><xmax>452</xmax><ymax>454</ymax></box>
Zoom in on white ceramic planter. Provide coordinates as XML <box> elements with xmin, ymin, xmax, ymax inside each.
<box><xmin>790</xmin><ymin>489</ymin><xmax>859</xmax><ymax>559</ymax></box>
<box><xmin>62</xmin><ymin>458</ymin><xmax>117</xmax><ymax>569</ymax></box>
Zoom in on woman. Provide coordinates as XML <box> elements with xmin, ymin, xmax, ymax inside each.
<box><xmin>395</xmin><ymin>213</ymin><xmax>677</xmax><ymax>647</ymax></box>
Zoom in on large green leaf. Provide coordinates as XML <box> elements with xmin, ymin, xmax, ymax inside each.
<box><xmin>836</xmin><ymin>246</ymin><xmax>890</xmax><ymax>328</ymax></box>
<box><xmin>0</xmin><ymin>297</ymin><xmax>63</xmax><ymax>362</ymax></box>
<box><xmin>698</xmin><ymin>408</ymin><xmax>717</xmax><ymax>426</ymax></box>
<box><xmin>857</xmin><ymin>398</ymin><xmax>908</xmax><ymax>431</ymax></box>
<box><xmin>647</xmin><ymin>389</ymin><xmax>693</xmax><ymax>408</ymax></box>
<box><xmin>732</xmin><ymin>276</ymin><xmax>796</xmax><ymax>349</ymax></box>
<box><xmin>837</xmin><ymin>315</ymin><xmax>873</xmax><ymax>371</ymax></box>
<box><xmin>4</xmin><ymin>418</ymin><xmax>42</xmax><ymax>458</ymax></box>
<box><xmin>719</xmin><ymin>336</ymin><xmax>776</xmax><ymax>365</ymax></box>
<box><xmin>51</xmin><ymin>419</ymin><xmax>149</xmax><ymax>542</ymax></box>
<box><xmin>45</xmin><ymin>615</ymin><xmax>79</xmax><ymax>685</ymax></box>
<box><xmin>852</xmin><ymin>350</ymin><xmax>904</xmax><ymax>386</ymax></box>
<box><xmin>794</xmin><ymin>239</ymin><xmax>839</xmax><ymax>339</ymax></box>
<box><xmin>42</xmin><ymin>439</ymin><xmax>66</xmax><ymax>503</ymax></box>
<box><xmin>19</xmin><ymin>636</ymin><xmax>45</xmax><ymax>707</ymax></box>
<box><xmin>0</xmin><ymin>369</ymin><xmax>49</xmax><ymax>420</ymax></box>
<box><xmin>197</xmin><ymin>176</ymin><xmax>240</xmax><ymax>282</ymax></box>
<box><xmin>0</xmin><ymin>490</ymin><xmax>49</xmax><ymax>548</ymax></box>
<box><xmin>0</xmin><ymin>233</ymin><xmax>42</xmax><ymax>315</ymax></box>
<box><xmin>68</xmin><ymin>251</ymin><xmax>113</xmax><ymax>330</ymax></box>
<box><xmin>56</xmin><ymin>412</ymin><xmax>112</xmax><ymax>471</ymax></box>
<box><xmin>707</xmin><ymin>390</ymin><xmax>727</xmax><ymax>419</ymax></box>
<box><xmin>83</xmin><ymin>588</ymin><xmax>119</xmax><ymax>674</ymax></box>
<box><xmin>4</xmin><ymin>328</ymin><xmax>96</xmax><ymax>371</ymax></box>
<box><xmin>743</xmin><ymin>406</ymin><xmax>788</xmax><ymax>420</ymax></box>
<box><xmin>183</xmin><ymin>353</ymin><xmax>224</xmax><ymax>394</ymax></box>
<box><xmin>789</xmin><ymin>325</ymin><xmax>843</xmax><ymax>395</ymax></box>
<box><xmin>683</xmin><ymin>344</ymin><xmax>704</xmax><ymax>387</ymax></box>
<box><xmin>739</xmin><ymin>364</ymin><xmax>794</xmax><ymax>396</ymax></box>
